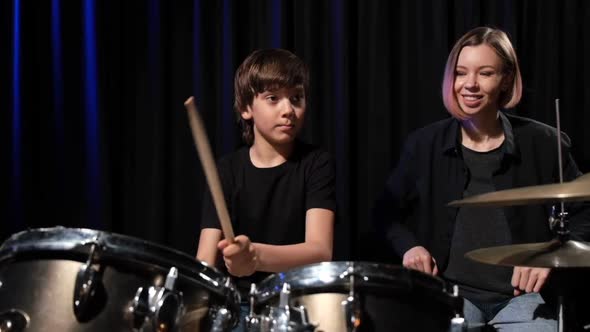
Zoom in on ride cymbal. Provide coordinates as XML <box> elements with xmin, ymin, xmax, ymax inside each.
<box><xmin>448</xmin><ymin>173</ymin><xmax>590</xmax><ymax>207</ymax></box>
<box><xmin>465</xmin><ymin>239</ymin><xmax>590</xmax><ymax>268</ymax></box>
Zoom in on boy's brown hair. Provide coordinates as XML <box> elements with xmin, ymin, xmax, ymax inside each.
<box><xmin>234</xmin><ymin>49</ymin><xmax>309</xmax><ymax>145</ymax></box>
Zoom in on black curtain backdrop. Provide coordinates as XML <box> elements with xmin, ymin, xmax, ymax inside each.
<box><xmin>2</xmin><ymin>0</ymin><xmax>589</xmax><ymax>263</ymax></box>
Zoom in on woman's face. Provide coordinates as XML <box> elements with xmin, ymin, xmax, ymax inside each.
<box><xmin>454</xmin><ymin>44</ymin><xmax>506</xmax><ymax>117</ymax></box>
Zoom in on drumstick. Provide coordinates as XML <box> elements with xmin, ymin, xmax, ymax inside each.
<box><xmin>184</xmin><ymin>97</ymin><xmax>235</xmax><ymax>242</ymax></box>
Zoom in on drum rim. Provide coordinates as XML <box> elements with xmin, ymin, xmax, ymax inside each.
<box><xmin>255</xmin><ymin>261</ymin><xmax>460</xmax><ymax>309</ymax></box>
<box><xmin>0</xmin><ymin>227</ymin><xmax>238</xmax><ymax>301</ymax></box>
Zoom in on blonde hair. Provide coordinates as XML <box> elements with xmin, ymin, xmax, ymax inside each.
<box><xmin>442</xmin><ymin>27</ymin><xmax>522</xmax><ymax>119</ymax></box>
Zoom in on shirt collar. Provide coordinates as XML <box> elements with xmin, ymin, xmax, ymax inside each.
<box><xmin>442</xmin><ymin>111</ymin><xmax>521</xmax><ymax>161</ymax></box>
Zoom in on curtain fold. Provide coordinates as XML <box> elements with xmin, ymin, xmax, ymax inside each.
<box><xmin>2</xmin><ymin>0</ymin><xmax>589</xmax><ymax>261</ymax></box>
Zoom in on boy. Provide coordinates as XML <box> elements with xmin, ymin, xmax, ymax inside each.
<box><xmin>196</xmin><ymin>49</ymin><xmax>335</xmax><ymax>298</ymax></box>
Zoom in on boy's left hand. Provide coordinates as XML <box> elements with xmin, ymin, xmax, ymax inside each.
<box><xmin>218</xmin><ymin>235</ymin><xmax>258</xmax><ymax>277</ymax></box>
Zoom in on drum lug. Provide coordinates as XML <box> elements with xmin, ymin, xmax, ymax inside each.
<box><xmin>250</xmin><ymin>283</ymin><xmax>316</xmax><ymax>332</ymax></box>
<box><xmin>129</xmin><ymin>286</ymin><xmax>152</xmax><ymax>328</ymax></box>
<box><xmin>341</xmin><ymin>295</ymin><xmax>362</xmax><ymax>332</ymax></box>
<box><xmin>209</xmin><ymin>278</ymin><xmax>238</xmax><ymax>331</ymax></box>
<box><xmin>245</xmin><ymin>283</ymin><xmax>260</xmax><ymax>330</ymax></box>
<box><xmin>128</xmin><ymin>267</ymin><xmax>185</xmax><ymax>332</ymax></box>
<box><xmin>208</xmin><ymin>278</ymin><xmax>237</xmax><ymax>331</ymax></box>
<box><xmin>271</xmin><ymin>283</ymin><xmax>292</xmax><ymax>330</ymax></box>
<box><xmin>209</xmin><ymin>307</ymin><xmax>234</xmax><ymax>332</ymax></box>
<box><xmin>73</xmin><ymin>243</ymin><xmax>107</xmax><ymax>322</ymax></box>
<box><xmin>341</xmin><ymin>273</ymin><xmax>362</xmax><ymax>332</ymax></box>
<box><xmin>0</xmin><ymin>309</ymin><xmax>30</xmax><ymax>332</ymax></box>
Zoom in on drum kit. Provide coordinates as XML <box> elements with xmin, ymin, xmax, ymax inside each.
<box><xmin>0</xmin><ymin>227</ymin><xmax>464</xmax><ymax>332</ymax></box>
<box><xmin>1</xmin><ymin>176</ymin><xmax>588</xmax><ymax>332</ymax></box>
<box><xmin>1</xmin><ymin>99</ymin><xmax>588</xmax><ymax>331</ymax></box>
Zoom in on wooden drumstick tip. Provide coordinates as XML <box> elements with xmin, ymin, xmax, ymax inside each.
<box><xmin>184</xmin><ymin>96</ymin><xmax>195</xmax><ymax>107</ymax></box>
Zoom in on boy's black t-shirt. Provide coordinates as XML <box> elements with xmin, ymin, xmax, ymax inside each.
<box><xmin>200</xmin><ymin>140</ymin><xmax>336</xmax><ymax>293</ymax></box>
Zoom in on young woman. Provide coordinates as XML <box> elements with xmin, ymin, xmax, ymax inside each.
<box><xmin>374</xmin><ymin>26</ymin><xmax>590</xmax><ymax>331</ymax></box>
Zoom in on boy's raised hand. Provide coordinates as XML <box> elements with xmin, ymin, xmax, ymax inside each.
<box><xmin>218</xmin><ymin>235</ymin><xmax>258</xmax><ymax>277</ymax></box>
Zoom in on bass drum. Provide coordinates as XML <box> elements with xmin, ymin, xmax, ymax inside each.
<box><xmin>252</xmin><ymin>261</ymin><xmax>462</xmax><ymax>332</ymax></box>
<box><xmin>0</xmin><ymin>227</ymin><xmax>239</xmax><ymax>332</ymax></box>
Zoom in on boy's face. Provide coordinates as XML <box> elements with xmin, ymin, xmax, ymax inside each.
<box><xmin>241</xmin><ymin>86</ymin><xmax>306</xmax><ymax>146</ymax></box>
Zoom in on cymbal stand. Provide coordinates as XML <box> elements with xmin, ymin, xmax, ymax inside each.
<box><xmin>549</xmin><ymin>206</ymin><xmax>569</xmax><ymax>243</ymax></box>
<box><xmin>553</xmin><ymin>99</ymin><xmax>570</xmax><ymax>332</ymax></box>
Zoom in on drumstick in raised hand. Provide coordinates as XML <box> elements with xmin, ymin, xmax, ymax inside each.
<box><xmin>184</xmin><ymin>96</ymin><xmax>235</xmax><ymax>242</ymax></box>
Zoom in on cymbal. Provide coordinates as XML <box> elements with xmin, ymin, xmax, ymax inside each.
<box><xmin>465</xmin><ymin>239</ymin><xmax>590</xmax><ymax>268</ymax></box>
<box><xmin>578</xmin><ymin>172</ymin><xmax>590</xmax><ymax>182</ymax></box>
<box><xmin>448</xmin><ymin>173</ymin><xmax>590</xmax><ymax>207</ymax></box>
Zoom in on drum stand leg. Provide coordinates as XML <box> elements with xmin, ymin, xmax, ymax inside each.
<box><xmin>557</xmin><ymin>294</ymin><xmax>577</xmax><ymax>332</ymax></box>
<box><xmin>558</xmin><ymin>295</ymin><xmax>564</xmax><ymax>332</ymax></box>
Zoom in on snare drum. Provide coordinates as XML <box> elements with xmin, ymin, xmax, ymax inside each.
<box><xmin>250</xmin><ymin>261</ymin><xmax>462</xmax><ymax>332</ymax></box>
<box><xmin>0</xmin><ymin>227</ymin><xmax>239</xmax><ymax>331</ymax></box>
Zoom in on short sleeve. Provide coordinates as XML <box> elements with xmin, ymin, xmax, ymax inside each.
<box><xmin>305</xmin><ymin>150</ymin><xmax>337</xmax><ymax>212</ymax></box>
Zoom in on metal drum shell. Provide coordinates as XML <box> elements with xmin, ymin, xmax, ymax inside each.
<box><xmin>0</xmin><ymin>227</ymin><xmax>239</xmax><ymax>332</ymax></box>
<box><xmin>255</xmin><ymin>261</ymin><xmax>462</xmax><ymax>332</ymax></box>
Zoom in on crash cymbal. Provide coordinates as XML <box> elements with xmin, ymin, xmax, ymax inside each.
<box><xmin>448</xmin><ymin>173</ymin><xmax>590</xmax><ymax>207</ymax></box>
<box><xmin>577</xmin><ymin>172</ymin><xmax>590</xmax><ymax>182</ymax></box>
<box><xmin>465</xmin><ymin>239</ymin><xmax>590</xmax><ymax>268</ymax></box>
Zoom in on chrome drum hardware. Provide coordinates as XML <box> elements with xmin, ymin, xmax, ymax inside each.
<box><xmin>0</xmin><ymin>227</ymin><xmax>240</xmax><ymax>332</ymax></box>
<box><xmin>249</xmin><ymin>262</ymin><xmax>462</xmax><ymax>332</ymax></box>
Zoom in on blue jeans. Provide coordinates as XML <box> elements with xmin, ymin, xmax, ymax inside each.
<box><xmin>463</xmin><ymin>293</ymin><xmax>556</xmax><ymax>331</ymax></box>
<box><xmin>231</xmin><ymin>303</ymin><xmax>250</xmax><ymax>332</ymax></box>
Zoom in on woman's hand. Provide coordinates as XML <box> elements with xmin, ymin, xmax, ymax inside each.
<box><xmin>511</xmin><ymin>266</ymin><xmax>551</xmax><ymax>296</ymax></box>
<box><xmin>403</xmin><ymin>245</ymin><xmax>439</xmax><ymax>276</ymax></box>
